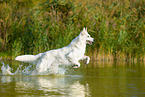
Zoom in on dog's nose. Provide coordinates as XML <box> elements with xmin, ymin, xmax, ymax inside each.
<box><xmin>93</xmin><ymin>38</ymin><xmax>95</xmax><ymax>42</ymax></box>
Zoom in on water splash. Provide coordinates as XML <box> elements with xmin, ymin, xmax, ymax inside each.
<box><xmin>0</xmin><ymin>59</ymin><xmax>68</xmax><ymax>76</ymax></box>
<box><xmin>1</xmin><ymin>62</ymin><xmax>14</xmax><ymax>75</ymax></box>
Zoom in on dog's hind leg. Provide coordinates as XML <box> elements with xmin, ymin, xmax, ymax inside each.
<box><xmin>36</xmin><ymin>58</ymin><xmax>52</xmax><ymax>73</ymax></box>
<box><xmin>48</xmin><ymin>63</ymin><xmax>59</xmax><ymax>74</ymax></box>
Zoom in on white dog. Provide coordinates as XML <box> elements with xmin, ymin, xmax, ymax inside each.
<box><xmin>15</xmin><ymin>28</ymin><xmax>94</xmax><ymax>73</ymax></box>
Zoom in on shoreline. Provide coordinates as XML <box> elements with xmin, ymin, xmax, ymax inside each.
<box><xmin>1</xmin><ymin>52</ymin><xmax>145</xmax><ymax>63</ymax></box>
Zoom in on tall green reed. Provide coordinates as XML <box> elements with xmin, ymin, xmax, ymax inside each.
<box><xmin>0</xmin><ymin>0</ymin><xmax>144</xmax><ymax>61</ymax></box>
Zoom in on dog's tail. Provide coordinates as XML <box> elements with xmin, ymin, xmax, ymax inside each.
<box><xmin>15</xmin><ymin>53</ymin><xmax>44</xmax><ymax>63</ymax></box>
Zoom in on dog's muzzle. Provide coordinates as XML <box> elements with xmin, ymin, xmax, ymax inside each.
<box><xmin>86</xmin><ymin>38</ymin><xmax>94</xmax><ymax>45</ymax></box>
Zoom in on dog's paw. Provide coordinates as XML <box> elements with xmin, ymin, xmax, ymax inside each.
<box><xmin>72</xmin><ymin>65</ymin><xmax>79</xmax><ymax>68</ymax></box>
<box><xmin>73</xmin><ymin>66</ymin><xmax>79</xmax><ymax>68</ymax></box>
<box><xmin>85</xmin><ymin>57</ymin><xmax>90</xmax><ymax>65</ymax></box>
<box><xmin>85</xmin><ymin>60</ymin><xmax>89</xmax><ymax>65</ymax></box>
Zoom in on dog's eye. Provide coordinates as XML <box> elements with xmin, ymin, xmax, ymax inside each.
<box><xmin>87</xmin><ymin>36</ymin><xmax>90</xmax><ymax>38</ymax></box>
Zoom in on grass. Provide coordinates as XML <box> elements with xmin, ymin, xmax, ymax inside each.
<box><xmin>0</xmin><ymin>52</ymin><xmax>12</xmax><ymax>60</ymax></box>
<box><xmin>0</xmin><ymin>0</ymin><xmax>145</xmax><ymax>61</ymax></box>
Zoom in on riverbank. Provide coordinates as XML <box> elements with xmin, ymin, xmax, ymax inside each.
<box><xmin>1</xmin><ymin>51</ymin><xmax>145</xmax><ymax>63</ymax></box>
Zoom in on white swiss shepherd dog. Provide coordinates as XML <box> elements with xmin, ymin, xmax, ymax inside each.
<box><xmin>15</xmin><ymin>27</ymin><xmax>94</xmax><ymax>74</ymax></box>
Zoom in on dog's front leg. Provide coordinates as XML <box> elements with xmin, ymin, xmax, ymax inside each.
<box><xmin>67</xmin><ymin>52</ymin><xmax>81</xmax><ymax>68</ymax></box>
<box><xmin>68</xmin><ymin>57</ymin><xmax>81</xmax><ymax>68</ymax></box>
<box><xmin>81</xmin><ymin>55</ymin><xmax>90</xmax><ymax>65</ymax></box>
<box><xmin>72</xmin><ymin>61</ymin><xmax>81</xmax><ymax>68</ymax></box>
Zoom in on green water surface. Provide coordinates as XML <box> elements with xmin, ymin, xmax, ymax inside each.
<box><xmin>0</xmin><ymin>61</ymin><xmax>145</xmax><ymax>97</ymax></box>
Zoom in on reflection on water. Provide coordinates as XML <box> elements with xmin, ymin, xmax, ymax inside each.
<box><xmin>0</xmin><ymin>60</ymin><xmax>145</xmax><ymax>97</ymax></box>
<box><xmin>0</xmin><ymin>75</ymin><xmax>90</xmax><ymax>97</ymax></box>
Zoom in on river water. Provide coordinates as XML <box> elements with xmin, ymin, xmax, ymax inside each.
<box><xmin>0</xmin><ymin>60</ymin><xmax>145</xmax><ymax>97</ymax></box>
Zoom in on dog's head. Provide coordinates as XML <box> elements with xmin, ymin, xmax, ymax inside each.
<box><xmin>79</xmin><ymin>27</ymin><xmax>94</xmax><ymax>45</ymax></box>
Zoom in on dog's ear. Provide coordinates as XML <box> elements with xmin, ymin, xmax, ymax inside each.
<box><xmin>83</xmin><ymin>27</ymin><xmax>86</xmax><ymax>31</ymax></box>
<box><xmin>81</xmin><ymin>28</ymin><xmax>86</xmax><ymax>35</ymax></box>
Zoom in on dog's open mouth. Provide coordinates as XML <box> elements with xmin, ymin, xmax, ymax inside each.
<box><xmin>86</xmin><ymin>40</ymin><xmax>93</xmax><ymax>45</ymax></box>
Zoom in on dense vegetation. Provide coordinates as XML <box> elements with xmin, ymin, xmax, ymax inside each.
<box><xmin>0</xmin><ymin>0</ymin><xmax>145</xmax><ymax>61</ymax></box>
